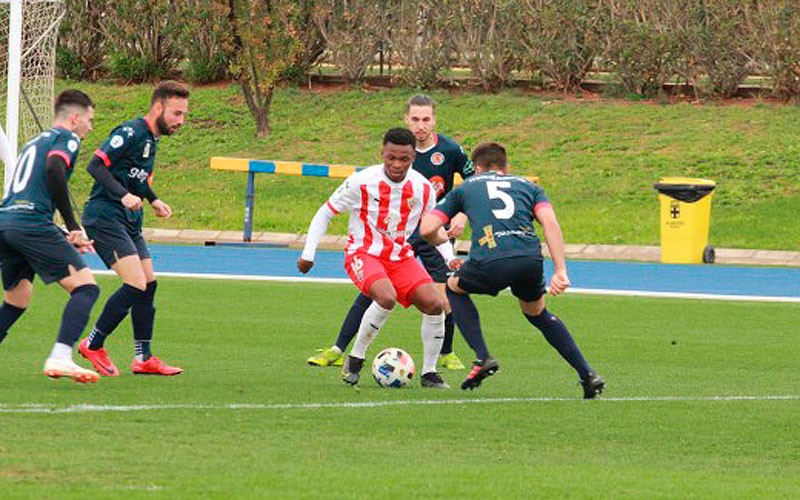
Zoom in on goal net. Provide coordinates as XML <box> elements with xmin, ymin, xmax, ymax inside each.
<box><xmin>0</xmin><ymin>0</ymin><xmax>65</xmax><ymax>191</ymax></box>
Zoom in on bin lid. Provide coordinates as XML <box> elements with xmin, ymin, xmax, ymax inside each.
<box><xmin>654</xmin><ymin>177</ymin><xmax>715</xmax><ymax>203</ymax></box>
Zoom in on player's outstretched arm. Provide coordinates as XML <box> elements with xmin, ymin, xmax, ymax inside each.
<box><xmin>297</xmin><ymin>203</ymin><xmax>336</xmax><ymax>274</ymax></box>
<box><xmin>535</xmin><ymin>205</ymin><xmax>570</xmax><ymax>296</ymax></box>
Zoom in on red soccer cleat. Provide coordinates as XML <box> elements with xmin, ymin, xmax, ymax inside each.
<box><xmin>78</xmin><ymin>338</ymin><xmax>120</xmax><ymax>377</ymax></box>
<box><xmin>132</xmin><ymin>356</ymin><xmax>183</xmax><ymax>376</ymax></box>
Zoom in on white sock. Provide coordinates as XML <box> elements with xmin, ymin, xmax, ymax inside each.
<box><xmin>350</xmin><ymin>302</ymin><xmax>392</xmax><ymax>359</ymax></box>
<box><xmin>330</xmin><ymin>345</ymin><xmax>342</xmax><ymax>355</ymax></box>
<box><xmin>421</xmin><ymin>313</ymin><xmax>445</xmax><ymax>375</ymax></box>
<box><xmin>49</xmin><ymin>342</ymin><xmax>73</xmax><ymax>361</ymax></box>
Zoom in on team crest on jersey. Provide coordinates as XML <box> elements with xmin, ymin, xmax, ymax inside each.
<box><xmin>431</xmin><ymin>152</ymin><xmax>445</xmax><ymax>166</ymax></box>
<box><xmin>110</xmin><ymin>135</ymin><xmax>124</xmax><ymax>149</ymax></box>
<box><xmin>407</xmin><ymin>197</ymin><xmax>418</xmax><ymax>209</ymax></box>
<box><xmin>429</xmin><ymin>175</ymin><xmax>445</xmax><ymax>197</ymax></box>
<box><xmin>143</xmin><ymin>141</ymin><xmax>152</xmax><ymax>158</ymax></box>
<box><xmin>67</xmin><ymin>140</ymin><xmax>78</xmax><ymax>153</ymax></box>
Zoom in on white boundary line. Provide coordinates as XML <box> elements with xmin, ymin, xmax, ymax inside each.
<box><xmin>1</xmin><ymin>395</ymin><xmax>798</xmax><ymax>413</ymax></box>
<box><xmin>93</xmin><ymin>270</ymin><xmax>800</xmax><ymax>303</ymax></box>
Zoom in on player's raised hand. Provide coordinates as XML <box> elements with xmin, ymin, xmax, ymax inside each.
<box><xmin>297</xmin><ymin>258</ymin><xmax>314</xmax><ymax>274</ymax></box>
<box><xmin>121</xmin><ymin>193</ymin><xmax>143</xmax><ymax>211</ymax></box>
<box><xmin>151</xmin><ymin>199</ymin><xmax>172</xmax><ymax>218</ymax></box>
<box><xmin>549</xmin><ymin>269</ymin><xmax>570</xmax><ymax>296</ymax></box>
<box><xmin>66</xmin><ymin>230</ymin><xmax>95</xmax><ymax>254</ymax></box>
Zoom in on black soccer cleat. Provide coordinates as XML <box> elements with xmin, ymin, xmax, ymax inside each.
<box><xmin>341</xmin><ymin>355</ymin><xmax>364</xmax><ymax>386</ymax></box>
<box><xmin>420</xmin><ymin>371</ymin><xmax>450</xmax><ymax>389</ymax></box>
<box><xmin>461</xmin><ymin>356</ymin><xmax>500</xmax><ymax>390</ymax></box>
<box><xmin>581</xmin><ymin>372</ymin><xmax>606</xmax><ymax>399</ymax></box>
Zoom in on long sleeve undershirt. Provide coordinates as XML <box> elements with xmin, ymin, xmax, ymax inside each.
<box><xmin>45</xmin><ymin>155</ymin><xmax>80</xmax><ymax>231</ymax></box>
<box><xmin>301</xmin><ymin>204</ymin><xmax>336</xmax><ymax>261</ymax></box>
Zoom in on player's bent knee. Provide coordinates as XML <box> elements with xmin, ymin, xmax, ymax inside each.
<box><xmin>373</xmin><ymin>294</ymin><xmax>397</xmax><ymax>310</ymax></box>
<box><xmin>4</xmin><ymin>280</ymin><xmax>33</xmax><ymax>308</ymax></box>
<box><xmin>519</xmin><ymin>297</ymin><xmax>546</xmax><ymax>317</ymax></box>
<box><xmin>416</xmin><ymin>294</ymin><xmax>444</xmax><ymax>315</ymax></box>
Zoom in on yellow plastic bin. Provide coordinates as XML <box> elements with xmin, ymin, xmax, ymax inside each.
<box><xmin>653</xmin><ymin>177</ymin><xmax>716</xmax><ymax>264</ymax></box>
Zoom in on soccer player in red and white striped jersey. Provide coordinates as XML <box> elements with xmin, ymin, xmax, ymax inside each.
<box><xmin>298</xmin><ymin>128</ymin><xmax>454</xmax><ymax>388</ymax></box>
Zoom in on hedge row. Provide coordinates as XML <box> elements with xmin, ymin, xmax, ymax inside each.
<box><xmin>57</xmin><ymin>0</ymin><xmax>800</xmax><ymax>99</ymax></box>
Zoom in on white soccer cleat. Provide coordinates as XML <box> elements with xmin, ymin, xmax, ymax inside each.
<box><xmin>43</xmin><ymin>358</ymin><xmax>100</xmax><ymax>384</ymax></box>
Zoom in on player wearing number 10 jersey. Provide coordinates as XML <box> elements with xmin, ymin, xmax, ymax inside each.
<box><xmin>0</xmin><ymin>90</ymin><xmax>100</xmax><ymax>383</ymax></box>
<box><xmin>421</xmin><ymin>141</ymin><xmax>605</xmax><ymax>398</ymax></box>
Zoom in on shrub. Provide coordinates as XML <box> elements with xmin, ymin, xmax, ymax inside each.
<box><xmin>517</xmin><ymin>0</ymin><xmax>608</xmax><ymax>92</ymax></box>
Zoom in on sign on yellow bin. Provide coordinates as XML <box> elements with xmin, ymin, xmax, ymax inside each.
<box><xmin>654</xmin><ymin>177</ymin><xmax>716</xmax><ymax>264</ymax></box>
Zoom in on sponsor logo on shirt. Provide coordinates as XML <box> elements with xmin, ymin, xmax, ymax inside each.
<box><xmin>143</xmin><ymin>141</ymin><xmax>152</xmax><ymax>158</ymax></box>
<box><xmin>128</xmin><ymin>167</ymin><xmax>150</xmax><ymax>183</ymax></box>
<box><xmin>431</xmin><ymin>152</ymin><xmax>445</xmax><ymax>166</ymax></box>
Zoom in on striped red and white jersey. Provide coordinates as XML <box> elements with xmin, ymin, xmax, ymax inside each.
<box><xmin>327</xmin><ymin>164</ymin><xmax>436</xmax><ymax>261</ymax></box>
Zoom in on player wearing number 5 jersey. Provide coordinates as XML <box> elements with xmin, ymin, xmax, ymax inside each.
<box><xmin>298</xmin><ymin>128</ymin><xmax>454</xmax><ymax>389</ymax></box>
<box><xmin>421</xmin><ymin>142</ymin><xmax>605</xmax><ymax>398</ymax></box>
<box><xmin>0</xmin><ymin>90</ymin><xmax>100</xmax><ymax>383</ymax></box>
<box><xmin>78</xmin><ymin>80</ymin><xmax>189</xmax><ymax>377</ymax></box>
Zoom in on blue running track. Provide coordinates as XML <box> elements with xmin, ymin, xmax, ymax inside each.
<box><xmin>83</xmin><ymin>244</ymin><xmax>800</xmax><ymax>301</ymax></box>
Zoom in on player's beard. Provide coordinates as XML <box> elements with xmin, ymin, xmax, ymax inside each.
<box><xmin>156</xmin><ymin>112</ymin><xmax>179</xmax><ymax>136</ymax></box>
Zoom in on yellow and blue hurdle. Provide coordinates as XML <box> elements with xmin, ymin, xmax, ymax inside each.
<box><xmin>211</xmin><ymin>157</ymin><xmax>369</xmax><ymax>241</ymax></box>
<box><xmin>210</xmin><ymin>156</ymin><xmax>539</xmax><ymax>241</ymax></box>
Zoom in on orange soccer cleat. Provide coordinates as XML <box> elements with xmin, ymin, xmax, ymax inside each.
<box><xmin>132</xmin><ymin>356</ymin><xmax>183</xmax><ymax>376</ymax></box>
<box><xmin>78</xmin><ymin>338</ymin><xmax>120</xmax><ymax>377</ymax></box>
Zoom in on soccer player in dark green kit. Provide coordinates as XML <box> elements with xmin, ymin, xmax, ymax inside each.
<box><xmin>0</xmin><ymin>89</ymin><xmax>100</xmax><ymax>383</ymax></box>
<box><xmin>307</xmin><ymin>94</ymin><xmax>474</xmax><ymax>370</ymax></box>
<box><xmin>420</xmin><ymin>142</ymin><xmax>605</xmax><ymax>398</ymax></box>
<box><xmin>78</xmin><ymin>81</ymin><xmax>189</xmax><ymax>377</ymax></box>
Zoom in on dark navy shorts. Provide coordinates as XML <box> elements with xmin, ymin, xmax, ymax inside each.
<box><xmin>0</xmin><ymin>225</ymin><xmax>87</xmax><ymax>289</ymax></box>
<box><xmin>454</xmin><ymin>255</ymin><xmax>546</xmax><ymax>302</ymax></box>
<box><xmin>409</xmin><ymin>233</ymin><xmax>449</xmax><ymax>283</ymax></box>
<box><xmin>84</xmin><ymin>218</ymin><xmax>150</xmax><ymax>268</ymax></box>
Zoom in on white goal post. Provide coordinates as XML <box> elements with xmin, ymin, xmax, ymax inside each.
<box><xmin>0</xmin><ymin>0</ymin><xmax>65</xmax><ymax>195</ymax></box>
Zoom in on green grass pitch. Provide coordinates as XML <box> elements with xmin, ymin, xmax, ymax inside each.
<box><xmin>1</xmin><ymin>276</ymin><xmax>798</xmax><ymax>498</ymax></box>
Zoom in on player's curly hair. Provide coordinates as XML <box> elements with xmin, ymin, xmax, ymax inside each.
<box><xmin>151</xmin><ymin>80</ymin><xmax>190</xmax><ymax>105</ymax></box>
<box><xmin>383</xmin><ymin>128</ymin><xmax>415</xmax><ymax>147</ymax></box>
<box><xmin>471</xmin><ymin>142</ymin><xmax>508</xmax><ymax>169</ymax></box>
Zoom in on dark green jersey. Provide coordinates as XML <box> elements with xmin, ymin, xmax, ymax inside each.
<box><xmin>433</xmin><ymin>172</ymin><xmax>550</xmax><ymax>262</ymax></box>
<box><xmin>0</xmin><ymin>127</ymin><xmax>81</xmax><ymax>227</ymax></box>
<box><xmin>83</xmin><ymin>118</ymin><xmax>157</xmax><ymax>230</ymax></box>
<box><xmin>414</xmin><ymin>133</ymin><xmax>474</xmax><ymax>200</ymax></box>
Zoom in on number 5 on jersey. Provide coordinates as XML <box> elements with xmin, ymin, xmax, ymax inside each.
<box><xmin>486</xmin><ymin>180</ymin><xmax>514</xmax><ymax>219</ymax></box>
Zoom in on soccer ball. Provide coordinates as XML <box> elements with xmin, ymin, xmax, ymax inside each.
<box><xmin>371</xmin><ymin>348</ymin><xmax>416</xmax><ymax>388</ymax></box>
